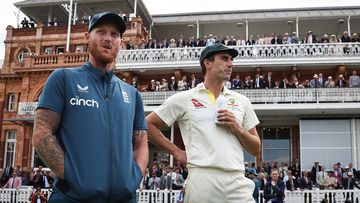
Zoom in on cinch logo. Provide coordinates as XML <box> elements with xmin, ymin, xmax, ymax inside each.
<box><xmin>70</xmin><ymin>96</ymin><xmax>99</xmax><ymax>108</ymax></box>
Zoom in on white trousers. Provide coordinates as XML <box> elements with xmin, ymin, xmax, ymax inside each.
<box><xmin>184</xmin><ymin>167</ymin><xmax>255</xmax><ymax>203</ymax></box>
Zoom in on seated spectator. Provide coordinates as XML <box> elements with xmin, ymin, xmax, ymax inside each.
<box><xmin>324</xmin><ymin>76</ymin><xmax>335</xmax><ymax>88</ymax></box>
<box><xmin>264</xmin><ymin>169</ymin><xmax>285</xmax><ymax>203</ymax></box>
<box><xmin>336</xmin><ymin>74</ymin><xmax>347</xmax><ymax>87</ymax></box>
<box><xmin>21</xmin><ymin>17</ymin><xmax>29</xmax><ymax>28</ymax></box>
<box><xmin>285</xmin><ymin>171</ymin><xmax>299</xmax><ymax>191</ymax></box>
<box><xmin>168</xmin><ymin>76</ymin><xmax>178</xmax><ymax>91</ymax></box>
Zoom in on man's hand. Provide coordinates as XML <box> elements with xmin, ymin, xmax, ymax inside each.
<box><xmin>173</xmin><ymin>150</ymin><xmax>187</xmax><ymax>164</ymax></box>
<box><xmin>216</xmin><ymin>109</ymin><xmax>244</xmax><ymax>135</ymax></box>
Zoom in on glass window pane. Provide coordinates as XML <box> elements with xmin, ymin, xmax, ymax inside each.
<box><xmin>244</xmin><ymin>150</ymin><xmax>256</xmax><ymax>163</ymax></box>
<box><xmin>263</xmin><ymin>139</ymin><xmax>290</xmax><ymax>148</ymax></box>
<box><xmin>263</xmin><ymin>149</ymin><xmax>290</xmax><ymax>164</ymax></box>
<box><xmin>277</xmin><ymin>128</ymin><xmax>290</xmax><ymax>139</ymax></box>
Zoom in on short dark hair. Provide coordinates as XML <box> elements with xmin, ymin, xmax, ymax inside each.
<box><xmin>201</xmin><ymin>55</ymin><xmax>215</xmax><ymax>75</ymax></box>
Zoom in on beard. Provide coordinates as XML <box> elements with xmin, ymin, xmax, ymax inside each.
<box><xmin>90</xmin><ymin>43</ymin><xmax>118</xmax><ymax>65</ymax></box>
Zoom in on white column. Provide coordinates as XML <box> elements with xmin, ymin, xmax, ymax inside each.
<box><xmin>296</xmin><ymin>16</ymin><xmax>299</xmax><ymax>39</ymax></box>
<box><xmin>169</xmin><ymin>125</ymin><xmax>174</xmax><ymax>167</ymax></box>
<box><xmin>66</xmin><ymin>0</ymin><xmax>73</xmax><ymax>52</ymax></box>
<box><xmin>353</xmin><ymin>118</ymin><xmax>360</xmax><ymax>169</ymax></box>
<box><xmin>196</xmin><ymin>20</ymin><xmax>199</xmax><ymax>39</ymax></box>
<box><xmin>73</xmin><ymin>2</ymin><xmax>77</xmax><ymax>25</ymax></box>
<box><xmin>134</xmin><ymin>0</ymin><xmax>138</xmax><ymax>16</ymax></box>
<box><xmin>245</xmin><ymin>18</ymin><xmax>249</xmax><ymax>41</ymax></box>
<box><xmin>149</xmin><ymin>21</ymin><xmax>153</xmax><ymax>39</ymax></box>
<box><xmin>347</xmin><ymin>16</ymin><xmax>351</xmax><ymax>35</ymax></box>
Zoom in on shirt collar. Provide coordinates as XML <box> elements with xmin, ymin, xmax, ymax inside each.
<box><xmin>197</xmin><ymin>82</ymin><xmax>231</xmax><ymax>96</ymax></box>
<box><xmin>83</xmin><ymin>61</ymin><xmax>115</xmax><ymax>81</ymax></box>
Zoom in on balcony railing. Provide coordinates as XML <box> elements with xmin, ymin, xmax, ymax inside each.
<box><xmin>116</xmin><ymin>43</ymin><xmax>360</xmax><ymax>70</ymax></box>
<box><xmin>141</xmin><ymin>87</ymin><xmax>360</xmax><ymax>105</ymax></box>
<box><xmin>18</xmin><ymin>53</ymin><xmax>89</xmax><ymax>71</ymax></box>
<box><xmin>1</xmin><ymin>188</ymin><xmax>359</xmax><ymax>203</ymax></box>
<box><xmin>17</xmin><ymin>88</ymin><xmax>360</xmax><ymax>116</ymax></box>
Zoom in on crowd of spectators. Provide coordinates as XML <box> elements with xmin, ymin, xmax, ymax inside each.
<box><xmin>0</xmin><ymin>164</ymin><xmax>54</xmax><ymax>190</ymax></box>
<box><xmin>125</xmin><ymin>31</ymin><xmax>360</xmax><ymax>50</ymax></box>
<box><xmin>129</xmin><ymin>70</ymin><xmax>360</xmax><ymax>92</ymax></box>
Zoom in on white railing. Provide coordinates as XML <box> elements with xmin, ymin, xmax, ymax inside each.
<box><xmin>141</xmin><ymin>87</ymin><xmax>360</xmax><ymax>105</ymax></box>
<box><xmin>16</xmin><ymin>88</ymin><xmax>360</xmax><ymax>115</ymax></box>
<box><xmin>1</xmin><ymin>188</ymin><xmax>360</xmax><ymax>203</ymax></box>
<box><xmin>116</xmin><ymin>43</ymin><xmax>360</xmax><ymax>69</ymax></box>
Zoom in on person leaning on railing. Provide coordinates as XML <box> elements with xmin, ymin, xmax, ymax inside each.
<box><xmin>264</xmin><ymin>169</ymin><xmax>285</xmax><ymax>203</ymax></box>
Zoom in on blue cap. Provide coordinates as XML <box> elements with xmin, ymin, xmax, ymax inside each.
<box><xmin>88</xmin><ymin>12</ymin><xmax>126</xmax><ymax>37</ymax></box>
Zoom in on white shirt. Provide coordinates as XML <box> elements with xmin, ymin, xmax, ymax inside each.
<box><xmin>155</xmin><ymin>83</ymin><xmax>259</xmax><ymax>171</ymax></box>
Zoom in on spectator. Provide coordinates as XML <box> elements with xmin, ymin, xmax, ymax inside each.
<box><xmin>159</xmin><ymin>79</ymin><xmax>169</xmax><ymax>91</ymax></box>
<box><xmin>131</xmin><ymin>76</ymin><xmax>139</xmax><ymax>90</ymax></box>
<box><xmin>227</xmin><ymin>36</ymin><xmax>237</xmax><ymax>46</ymax></box>
<box><xmin>264</xmin><ymin>169</ymin><xmax>285</xmax><ymax>203</ymax></box>
<box><xmin>1</xmin><ymin>162</ymin><xmax>14</xmax><ymax>187</ymax></box>
<box><xmin>159</xmin><ymin>169</ymin><xmax>172</xmax><ymax>190</ymax></box>
<box><xmin>247</xmin><ymin>171</ymin><xmax>260</xmax><ymax>203</ymax></box>
<box><xmin>2</xmin><ymin>172</ymin><xmax>22</xmax><ymax>189</ymax></box>
<box><xmin>168</xmin><ymin>76</ymin><xmax>178</xmax><ymax>91</ymax></box>
<box><xmin>285</xmin><ymin>171</ymin><xmax>299</xmax><ymax>191</ymax></box>
<box><xmin>176</xmin><ymin>187</ymin><xmax>185</xmax><ymax>203</ymax></box>
<box><xmin>329</xmin><ymin>34</ymin><xmax>339</xmax><ymax>43</ymax></box>
<box><xmin>225</xmin><ymin>79</ymin><xmax>232</xmax><ymax>89</ymax></box>
<box><xmin>316</xmin><ymin>166</ymin><xmax>328</xmax><ymax>189</ymax></box>
<box><xmin>334</xmin><ymin>163</ymin><xmax>343</xmax><ymax>189</ymax></box>
<box><xmin>161</xmin><ymin>38</ymin><xmax>169</xmax><ymax>48</ymax></box>
<box><xmin>140</xmin><ymin>168</ymin><xmax>150</xmax><ymax>190</ymax></box>
<box><xmin>172</xmin><ymin>168</ymin><xmax>184</xmax><ymax>190</ymax></box>
<box><xmin>324</xmin><ymin>76</ymin><xmax>335</xmax><ymax>88</ymax></box>
<box><xmin>28</xmin><ymin>187</ymin><xmax>47</xmax><ymax>203</ymax></box>
<box><xmin>289</xmin><ymin>77</ymin><xmax>300</xmax><ymax>88</ymax></box>
<box><xmin>187</xmin><ymin>37</ymin><xmax>196</xmax><ymax>47</ymax></box>
<box><xmin>29</xmin><ymin>18</ymin><xmax>35</xmax><ymax>28</ymax></box>
<box><xmin>253</xmin><ymin>74</ymin><xmax>265</xmax><ymax>89</ymax></box>
<box><xmin>177</xmin><ymin>75</ymin><xmax>188</xmax><ymax>91</ymax></box>
<box><xmin>290</xmin><ymin>32</ymin><xmax>299</xmax><ymax>44</ymax></box>
<box><xmin>321</xmin><ymin>34</ymin><xmax>330</xmax><ymax>43</ymax></box>
<box><xmin>122</xmin><ymin>14</ymin><xmax>127</xmax><ymax>22</ymax></box>
<box><xmin>310</xmin><ymin>74</ymin><xmax>321</xmax><ymax>88</ymax></box>
<box><xmin>258</xmin><ymin>172</ymin><xmax>267</xmax><ymax>191</ymax></box>
<box><xmin>147</xmin><ymin>79</ymin><xmax>157</xmax><ymax>91</ymax></box>
<box><xmin>189</xmin><ymin>73</ymin><xmax>200</xmax><ymax>89</ymax></box>
<box><xmin>351</xmin><ymin>33</ymin><xmax>359</xmax><ymax>42</ymax></box>
<box><xmin>318</xmin><ymin>73</ymin><xmax>325</xmax><ymax>87</ymax></box>
<box><xmin>324</xmin><ymin>171</ymin><xmax>337</xmax><ymax>190</ymax></box>
<box><xmin>283</xmin><ymin>32</ymin><xmax>291</xmax><ymax>44</ymax></box>
<box><xmin>265</xmin><ymin>72</ymin><xmax>275</xmax><ymax>89</ymax></box>
<box><xmin>148</xmin><ymin>172</ymin><xmax>160</xmax><ymax>190</ymax></box>
<box><xmin>41</xmin><ymin>170</ymin><xmax>53</xmax><ymax>189</ymax></box>
<box><xmin>311</xmin><ymin>161</ymin><xmax>321</xmax><ymax>184</ymax></box>
<box><xmin>304</xmin><ymin>31</ymin><xmax>317</xmax><ymax>44</ymax></box>
<box><xmin>232</xmin><ymin>74</ymin><xmax>242</xmax><ymax>89</ymax></box>
<box><xmin>336</xmin><ymin>74</ymin><xmax>347</xmax><ymax>87</ymax></box>
<box><xmin>349</xmin><ymin>70</ymin><xmax>360</xmax><ymax>87</ymax></box>
<box><xmin>169</xmin><ymin>39</ymin><xmax>177</xmax><ymax>48</ymax></box>
<box><xmin>299</xmin><ymin>171</ymin><xmax>313</xmax><ymax>190</ymax></box>
<box><xmin>343</xmin><ymin>172</ymin><xmax>360</xmax><ymax>189</ymax></box>
<box><xmin>271</xmin><ymin>33</ymin><xmax>282</xmax><ymax>44</ymax></box>
<box><xmin>21</xmin><ymin>17</ymin><xmax>29</xmax><ymax>28</ymax></box>
<box><xmin>347</xmin><ymin>163</ymin><xmax>357</xmax><ymax>179</ymax></box>
<box><xmin>82</xmin><ymin>12</ymin><xmax>90</xmax><ymax>24</ymax></box>
<box><xmin>32</xmin><ymin>168</ymin><xmax>43</xmax><ymax>188</ymax></box>
<box><xmin>243</xmin><ymin>75</ymin><xmax>253</xmax><ymax>89</ymax></box>
<box><xmin>206</xmin><ymin>34</ymin><xmax>216</xmax><ymax>46</ymax></box>
<box><xmin>177</xmin><ymin>34</ymin><xmax>186</xmax><ymax>48</ymax></box>
<box><xmin>341</xmin><ymin>31</ymin><xmax>351</xmax><ymax>43</ymax></box>
<box><xmin>126</xmin><ymin>41</ymin><xmax>134</xmax><ymax>50</ymax></box>
<box><xmin>279</xmin><ymin>75</ymin><xmax>289</xmax><ymax>88</ymax></box>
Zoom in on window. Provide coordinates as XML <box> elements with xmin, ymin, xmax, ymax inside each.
<box><xmin>44</xmin><ymin>47</ymin><xmax>53</xmax><ymax>55</ymax></box>
<box><xmin>75</xmin><ymin>45</ymin><xmax>85</xmax><ymax>53</ymax></box>
<box><xmin>3</xmin><ymin>131</ymin><xmax>16</xmax><ymax>167</ymax></box>
<box><xmin>8</xmin><ymin>94</ymin><xmax>15</xmax><ymax>111</ymax></box>
<box><xmin>262</xmin><ymin>127</ymin><xmax>291</xmax><ymax>164</ymax></box>
<box><xmin>56</xmin><ymin>46</ymin><xmax>65</xmax><ymax>54</ymax></box>
<box><xmin>17</xmin><ymin>49</ymin><xmax>29</xmax><ymax>62</ymax></box>
<box><xmin>32</xmin><ymin>149</ymin><xmax>47</xmax><ymax>168</ymax></box>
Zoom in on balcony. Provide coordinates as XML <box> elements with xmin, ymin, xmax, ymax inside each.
<box><xmin>116</xmin><ymin>43</ymin><xmax>360</xmax><ymax>70</ymax></box>
<box><xmin>15</xmin><ymin>53</ymin><xmax>89</xmax><ymax>72</ymax></box>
